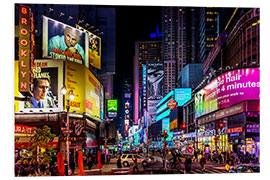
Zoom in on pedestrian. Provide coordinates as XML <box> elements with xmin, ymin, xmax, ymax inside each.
<box><xmin>87</xmin><ymin>154</ymin><xmax>93</xmax><ymax>170</ymax></box>
<box><xmin>184</xmin><ymin>155</ymin><xmax>192</xmax><ymax>173</ymax></box>
<box><xmin>199</xmin><ymin>154</ymin><xmax>206</xmax><ymax>172</ymax></box>
<box><xmin>70</xmin><ymin>155</ymin><xmax>75</xmax><ymax>175</ymax></box>
<box><xmin>117</xmin><ymin>156</ymin><xmax>122</xmax><ymax>168</ymax></box>
<box><xmin>132</xmin><ymin>156</ymin><xmax>139</xmax><ymax>172</ymax></box>
<box><xmin>194</xmin><ymin>149</ymin><xmax>198</xmax><ymax>162</ymax></box>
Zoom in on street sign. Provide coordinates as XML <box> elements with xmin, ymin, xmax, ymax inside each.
<box><xmin>167</xmin><ymin>99</ymin><xmax>178</xmax><ymax>109</ymax></box>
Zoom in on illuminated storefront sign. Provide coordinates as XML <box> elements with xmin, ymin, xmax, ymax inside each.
<box><xmin>227</xmin><ymin>127</ymin><xmax>243</xmax><ymax>134</ymax></box>
<box><xmin>195</xmin><ymin>68</ymin><xmax>260</xmax><ymax>118</ymax></box>
<box><xmin>15</xmin><ymin>124</ymin><xmax>35</xmax><ymax>136</ymax></box>
<box><xmin>19</xmin><ymin>5</ymin><xmax>33</xmax><ymax>94</ymax></box>
<box><xmin>246</xmin><ymin>124</ymin><xmax>259</xmax><ymax>133</ymax></box>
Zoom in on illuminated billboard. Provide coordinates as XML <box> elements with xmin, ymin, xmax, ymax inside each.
<box><xmin>162</xmin><ymin>118</ymin><xmax>173</xmax><ymax>141</ymax></box>
<box><xmin>107</xmin><ymin>100</ymin><xmax>118</xmax><ymax>112</ymax></box>
<box><xmin>64</xmin><ymin>61</ymin><xmax>101</xmax><ymax>120</ymax></box>
<box><xmin>85</xmin><ymin>66</ymin><xmax>101</xmax><ymax>119</ymax></box>
<box><xmin>77</xmin><ymin>25</ymin><xmax>101</xmax><ymax>70</ymax></box>
<box><xmin>147</xmin><ymin>62</ymin><xmax>164</xmax><ymax>124</ymax></box>
<box><xmin>43</xmin><ymin>16</ymin><xmax>87</xmax><ymax>66</ymax></box>
<box><xmin>16</xmin><ymin>59</ymin><xmax>64</xmax><ymax>113</ymax></box>
<box><xmin>195</xmin><ymin>68</ymin><xmax>260</xmax><ymax>118</ymax></box>
<box><xmin>65</xmin><ymin>61</ymin><xmax>85</xmax><ymax>114</ymax></box>
<box><xmin>100</xmin><ymin>84</ymin><xmax>104</xmax><ymax>122</ymax></box>
<box><xmin>174</xmin><ymin>88</ymin><xmax>192</xmax><ymax>106</ymax></box>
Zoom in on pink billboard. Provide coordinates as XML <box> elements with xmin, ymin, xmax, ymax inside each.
<box><xmin>195</xmin><ymin>68</ymin><xmax>260</xmax><ymax>118</ymax></box>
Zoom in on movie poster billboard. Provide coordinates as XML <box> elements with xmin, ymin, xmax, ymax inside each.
<box><xmin>195</xmin><ymin>68</ymin><xmax>260</xmax><ymax>118</ymax></box>
<box><xmin>16</xmin><ymin>59</ymin><xmax>64</xmax><ymax>113</ymax></box>
<box><xmin>77</xmin><ymin>25</ymin><xmax>101</xmax><ymax>69</ymax></box>
<box><xmin>43</xmin><ymin>16</ymin><xmax>87</xmax><ymax>66</ymax></box>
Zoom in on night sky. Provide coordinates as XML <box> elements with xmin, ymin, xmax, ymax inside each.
<box><xmin>113</xmin><ymin>5</ymin><xmax>162</xmax><ymax>100</ymax></box>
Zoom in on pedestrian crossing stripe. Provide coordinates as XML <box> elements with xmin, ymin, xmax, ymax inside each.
<box><xmin>189</xmin><ymin>168</ymin><xmax>228</xmax><ymax>174</ymax></box>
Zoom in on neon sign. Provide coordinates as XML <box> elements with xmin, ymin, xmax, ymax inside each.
<box><xmin>19</xmin><ymin>5</ymin><xmax>33</xmax><ymax>94</ymax></box>
<box><xmin>150</xmin><ymin>25</ymin><xmax>162</xmax><ymax>38</ymax></box>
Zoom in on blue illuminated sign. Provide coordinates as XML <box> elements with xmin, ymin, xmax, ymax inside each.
<box><xmin>174</xmin><ymin>88</ymin><xmax>192</xmax><ymax>106</ymax></box>
<box><xmin>150</xmin><ymin>25</ymin><xmax>162</xmax><ymax>38</ymax></box>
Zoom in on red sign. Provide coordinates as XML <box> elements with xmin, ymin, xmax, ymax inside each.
<box><xmin>167</xmin><ymin>100</ymin><xmax>178</xmax><ymax>109</ymax></box>
<box><xmin>227</xmin><ymin>127</ymin><xmax>243</xmax><ymax>134</ymax></box>
<box><xmin>15</xmin><ymin>124</ymin><xmax>35</xmax><ymax>135</ymax></box>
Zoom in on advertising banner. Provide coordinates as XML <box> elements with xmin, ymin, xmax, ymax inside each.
<box><xmin>147</xmin><ymin>62</ymin><xmax>164</xmax><ymax>100</ymax></box>
<box><xmin>147</xmin><ymin>62</ymin><xmax>164</xmax><ymax>125</ymax></box>
<box><xmin>107</xmin><ymin>100</ymin><xmax>118</xmax><ymax>112</ymax></box>
<box><xmin>18</xmin><ymin>59</ymin><xmax>64</xmax><ymax>113</ymax></box>
<box><xmin>43</xmin><ymin>16</ymin><xmax>87</xmax><ymax>65</ymax></box>
<box><xmin>65</xmin><ymin>61</ymin><xmax>85</xmax><ymax>114</ymax></box>
<box><xmin>195</xmin><ymin>68</ymin><xmax>260</xmax><ymax>118</ymax></box>
<box><xmin>85</xmin><ymin>66</ymin><xmax>101</xmax><ymax>119</ymax></box>
<box><xmin>77</xmin><ymin>25</ymin><xmax>101</xmax><ymax>69</ymax></box>
<box><xmin>162</xmin><ymin>118</ymin><xmax>173</xmax><ymax>141</ymax></box>
<box><xmin>88</xmin><ymin>32</ymin><xmax>101</xmax><ymax>69</ymax></box>
<box><xmin>174</xmin><ymin>88</ymin><xmax>192</xmax><ymax>106</ymax></box>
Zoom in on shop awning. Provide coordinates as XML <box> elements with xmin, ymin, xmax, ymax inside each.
<box><xmin>15</xmin><ymin>137</ymin><xmax>59</xmax><ymax>149</ymax></box>
<box><xmin>84</xmin><ymin>133</ymin><xmax>98</xmax><ymax>148</ymax></box>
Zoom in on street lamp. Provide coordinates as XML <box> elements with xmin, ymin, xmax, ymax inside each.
<box><xmin>61</xmin><ymin>85</ymin><xmax>75</xmax><ymax>175</ymax></box>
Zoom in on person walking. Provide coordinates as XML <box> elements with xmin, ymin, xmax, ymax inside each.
<box><xmin>199</xmin><ymin>154</ymin><xmax>206</xmax><ymax>172</ymax></box>
<box><xmin>132</xmin><ymin>156</ymin><xmax>139</xmax><ymax>172</ymax></box>
<box><xmin>117</xmin><ymin>156</ymin><xmax>122</xmax><ymax>168</ymax></box>
<box><xmin>184</xmin><ymin>155</ymin><xmax>192</xmax><ymax>174</ymax></box>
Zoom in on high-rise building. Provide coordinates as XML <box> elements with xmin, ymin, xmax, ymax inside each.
<box><xmin>162</xmin><ymin>7</ymin><xmax>197</xmax><ymax>95</ymax></box>
<box><xmin>134</xmin><ymin>41</ymin><xmax>162</xmax><ymax>124</ymax></box>
<box><xmin>196</xmin><ymin>7</ymin><xmax>220</xmax><ymax>63</ymax></box>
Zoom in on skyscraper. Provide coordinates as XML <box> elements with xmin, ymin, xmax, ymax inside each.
<box><xmin>162</xmin><ymin>7</ymin><xmax>197</xmax><ymax>95</ymax></box>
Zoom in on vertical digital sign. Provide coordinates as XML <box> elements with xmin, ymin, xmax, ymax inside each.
<box><xmin>19</xmin><ymin>5</ymin><xmax>33</xmax><ymax>94</ymax></box>
<box><xmin>142</xmin><ymin>65</ymin><xmax>147</xmax><ymax>111</ymax></box>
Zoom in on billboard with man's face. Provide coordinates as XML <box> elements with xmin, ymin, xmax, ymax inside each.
<box><xmin>15</xmin><ymin>59</ymin><xmax>64</xmax><ymax>113</ymax></box>
<box><xmin>43</xmin><ymin>16</ymin><xmax>87</xmax><ymax>66</ymax></box>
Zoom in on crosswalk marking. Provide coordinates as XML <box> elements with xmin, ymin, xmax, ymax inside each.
<box><xmin>188</xmin><ymin>168</ymin><xmax>228</xmax><ymax>174</ymax></box>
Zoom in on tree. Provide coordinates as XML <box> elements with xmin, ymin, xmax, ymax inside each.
<box><xmin>21</xmin><ymin>125</ymin><xmax>57</xmax><ymax>175</ymax></box>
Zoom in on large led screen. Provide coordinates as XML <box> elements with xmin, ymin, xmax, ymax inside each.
<box><xmin>174</xmin><ymin>88</ymin><xmax>192</xmax><ymax>106</ymax></box>
<box><xmin>43</xmin><ymin>16</ymin><xmax>87</xmax><ymax>65</ymax></box>
<box><xmin>195</xmin><ymin>68</ymin><xmax>260</xmax><ymax>118</ymax></box>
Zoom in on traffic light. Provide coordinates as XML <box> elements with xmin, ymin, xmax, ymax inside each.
<box><xmin>219</xmin><ymin>123</ymin><xmax>223</xmax><ymax>128</ymax></box>
<box><xmin>163</xmin><ymin>130</ymin><xmax>168</xmax><ymax>140</ymax></box>
<box><xmin>180</xmin><ymin>123</ymin><xmax>186</xmax><ymax>130</ymax></box>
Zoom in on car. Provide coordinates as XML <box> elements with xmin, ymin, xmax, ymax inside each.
<box><xmin>229</xmin><ymin>163</ymin><xmax>260</xmax><ymax>173</ymax></box>
<box><xmin>120</xmin><ymin>154</ymin><xmax>150</xmax><ymax>167</ymax></box>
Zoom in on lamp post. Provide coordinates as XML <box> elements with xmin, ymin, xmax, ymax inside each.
<box><xmin>61</xmin><ymin>85</ymin><xmax>75</xmax><ymax>176</ymax></box>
